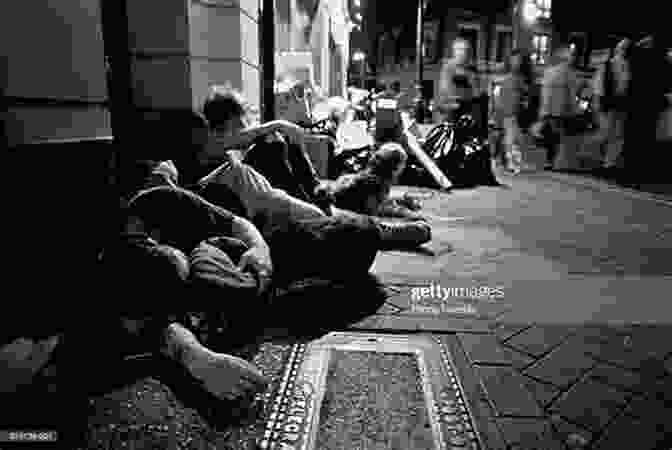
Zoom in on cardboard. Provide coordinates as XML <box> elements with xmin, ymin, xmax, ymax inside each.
<box><xmin>401</xmin><ymin>114</ymin><xmax>453</xmax><ymax>190</ymax></box>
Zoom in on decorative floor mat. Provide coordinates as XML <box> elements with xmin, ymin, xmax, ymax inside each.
<box><xmin>258</xmin><ymin>332</ymin><xmax>482</xmax><ymax>450</ymax></box>
<box><xmin>86</xmin><ymin>334</ymin><xmax>482</xmax><ymax>449</ymax></box>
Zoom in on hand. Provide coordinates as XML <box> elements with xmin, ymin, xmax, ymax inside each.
<box><xmin>238</xmin><ymin>246</ymin><xmax>273</xmax><ymax>292</ymax></box>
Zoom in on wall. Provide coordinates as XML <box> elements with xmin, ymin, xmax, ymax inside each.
<box><xmin>188</xmin><ymin>0</ymin><xmax>261</xmax><ymax>112</ymax></box>
<box><xmin>2</xmin><ymin>0</ymin><xmax>262</xmax><ymax>146</ymax></box>
<box><xmin>2</xmin><ymin>0</ymin><xmax>111</xmax><ymax>146</ymax></box>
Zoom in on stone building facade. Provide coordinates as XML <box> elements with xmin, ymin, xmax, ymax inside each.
<box><xmin>2</xmin><ymin>0</ymin><xmax>351</xmax><ymax>148</ymax></box>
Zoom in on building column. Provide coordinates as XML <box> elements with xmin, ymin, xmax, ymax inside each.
<box><xmin>126</xmin><ymin>0</ymin><xmax>261</xmax><ymax>113</ymax></box>
<box><xmin>512</xmin><ymin>0</ymin><xmax>533</xmax><ymax>53</ymax></box>
<box><xmin>321</xmin><ymin>8</ymin><xmax>331</xmax><ymax>94</ymax></box>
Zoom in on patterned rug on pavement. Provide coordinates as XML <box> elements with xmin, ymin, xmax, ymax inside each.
<box><xmin>86</xmin><ymin>333</ymin><xmax>483</xmax><ymax>450</ymax></box>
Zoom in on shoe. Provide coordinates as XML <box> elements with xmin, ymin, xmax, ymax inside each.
<box><xmin>161</xmin><ymin>323</ymin><xmax>268</xmax><ymax>400</ymax></box>
<box><xmin>377</xmin><ymin>220</ymin><xmax>432</xmax><ymax>249</ymax></box>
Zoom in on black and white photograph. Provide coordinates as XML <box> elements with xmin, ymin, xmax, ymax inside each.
<box><xmin>2</xmin><ymin>0</ymin><xmax>672</xmax><ymax>449</ymax></box>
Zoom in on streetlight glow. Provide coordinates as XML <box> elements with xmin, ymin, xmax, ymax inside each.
<box><xmin>522</xmin><ymin>0</ymin><xmax>541</xmax><ymax>24</ymax></box>
<box><xmin>352</xmin><ymin>51</ymin><xmax>366</xmax><ymax>62</ymax></box>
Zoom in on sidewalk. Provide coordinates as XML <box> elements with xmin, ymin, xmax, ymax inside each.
<box><xmin>362</xmin><ymin>173</ymin><xmax>672</xmax><ymax>449</ymax></box>
<box><xmin>74</xmin><ymin>167</ymin><xmax>672</xmax><ymax>449</ymax></box>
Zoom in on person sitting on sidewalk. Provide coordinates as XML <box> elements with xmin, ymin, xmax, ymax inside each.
<box><xmin>324</xmin><ymin>143</ymin><xmax>425</xmax><ymax>220</ymax></box>
<box><xmin>121</xmin><ymin>108</ymin><xmax>391</xmax><ymax>282</ymax></box>
<box><xmin>182</xmin><ymin>85</ymin><xmax>431</xmax><ymax>248</ymax></box>
<box><xmin>2</xmin><ymin>229</ymin><xmax>269</xmax><ymax>403</ymax></box>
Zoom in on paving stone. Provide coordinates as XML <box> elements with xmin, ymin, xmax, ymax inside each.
<box><xmin>348</xmin><ymin>314</ymin><xmax>492</xmax><ymax>333</ymax></box>
<box><xmin>500</xmin><ymin>345</ymin><xmax>535</xmax><ymax>371</ymax></box>
<box><xmin>590</xmin><ymin>342</ymin><xmax>666</xmax><ymax>373</ymax></box>
<box><xmin>457</xmin><ymin>333</ymin><xmax>512</xmax><ymax>366</ymax></box>
<box><xmin>623</xmin><ymin>325</ymin><xmax>672</xmax><ymax>358</ymax></box>
<box><xmin>587</xmin><ymin>364</ymin><xmax>644</xmax><ymax>393</ymax></box>
<box><xmin>524</xmin><ymin>342</ymin><xmax>597</xmax><ymax>388</ymax></box>
<box><xmin>519</xmin><ymin>375</ymin><xmax>561</xmax><ymax>409</ymax></box>
<box><xmin>549</xmin><ymin>415</ymin><xmax>593</xmax><ymax>450</ymax></box>
<box><xmin>493</xmin><ymin>324</ymin><xmax>533</xmax><ymax>343</ymax></box>
<box><xmin>634</xmin><ymin>375</ymin><xmax>672</xmax><ymax>406</ymax></box>
<box><xmin>592</xmin><ymin>412</ymin><xmax>663</xmax><ymax>450</ymax></box>
<box><xmin>573</xmin><ymin>326</ymin><xmax>671</xmax><ymax>374</ymax></box>
<box><xmin>476</xmin><ymin>366</ymin><xmax>544</xmax><ymax>418</ymax></box>
<box><xmin>505</xmin><ymin>326</ymin><xmax>576</xmax><ymax>358</ymax></box>
<box><xmin>624</xmin><ymin>393</ymin><xmax>672</xmax><ymax>433</ymax></box>
<box><xmin>495</xmin><ymin>418</ymin><xmax>564</xmax><ymax>450</ymax></box>
<box><xmin>415</xmin><ymin>316</ymin><xmax>492</xmax><ymax>334</ymax></box>
<box><xmin>562</xmin><ymin>331</ymin><xmax>611</xmax><ymax>356</ymax></box>
<box><xmin>550</xmin><ymin>379</ymin><xmax>630</xmax><ymax>433</ymax></box>
<box><xmin>574</xmin><ymin>325</ymin><xmax>631</xmax><ymax>343</ymax></box>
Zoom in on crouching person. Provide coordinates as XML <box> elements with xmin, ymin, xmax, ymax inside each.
<box><xmin>323</xmin><ymin>143</ymin><xmax>426</xmax><ymax>221</ymax></box>
<box><xmin>101</xmin><ymin>185</ymin><xmax>271</xmax><ymax>401</ymax></box>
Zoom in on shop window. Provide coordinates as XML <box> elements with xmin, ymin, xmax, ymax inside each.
<box><xmin>535</xmin><ymin>0</ymin><xmax>551</xmax><ymax>18</ymax></box>
<box><xmin>532</xmin><ymin>34</ymin><xmax>550</xmax><ymax>65</ymax></box>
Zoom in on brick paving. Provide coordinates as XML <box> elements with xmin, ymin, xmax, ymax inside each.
<box><xmin>366</xmin><ymin>166</ymin><xmax>672</xmax><ymax>448</ymax></box>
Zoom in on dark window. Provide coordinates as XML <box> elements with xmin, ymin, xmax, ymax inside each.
<box><xmin>532</xmin><ymin>34</ymin><xmax>551</xmax><ymax>65</ymax></box>
<box><xmin>422</xmin><ymin>80</ymin><xmax>434</xmax><ymax>99</ymax></box>
<box><xmin>496</xmin><ymin>31</ymin><xmax>512</xmax><ymax>62</ymax></box>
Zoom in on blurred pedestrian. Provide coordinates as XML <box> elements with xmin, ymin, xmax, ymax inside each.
<box><xmin>437</xmin><ymin>38</ymin><xmax>479</xmax><ymax>123</ymax></box>
<box><xmin>538</xmin><ymin>43</ymin><xmax>588</xmax><ymax>170</ymax></box>
<box><xmin>621</xmin><ymin>34</ymin><xmax>672</xmax><ymax>185</ymax></box>
<box><xmin>594</xmin><ymin>39</ymin><xmax>632</xmax><ymax>177</ymax></box>
<box><xmin>500</xmin><ymin>48</ymin><xmax>535</xmax><ymax>173</ymax></box>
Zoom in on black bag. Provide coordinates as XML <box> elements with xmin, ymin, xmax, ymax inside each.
<box><xmin>422</xmin><ymin>117</ymin><xmax>499</xmax><ymax>188</ymax></box>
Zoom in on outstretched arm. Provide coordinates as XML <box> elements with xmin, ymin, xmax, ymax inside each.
<box><xmin>212</xmin><ymin>120</ymin><xmax>306</xmax><ymax>155</ymax></box>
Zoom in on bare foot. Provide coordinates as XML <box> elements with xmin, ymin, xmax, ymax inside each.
<box><xmin>162</xmin><ymin>323</ymin><xmax>268</xmax><ymax>400</ymax></box>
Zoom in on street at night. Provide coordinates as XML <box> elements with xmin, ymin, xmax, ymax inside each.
<box><xmin>3</xmin><ymin>0</ymin><xmax>671</xmax><ymax>449</ymax></box>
